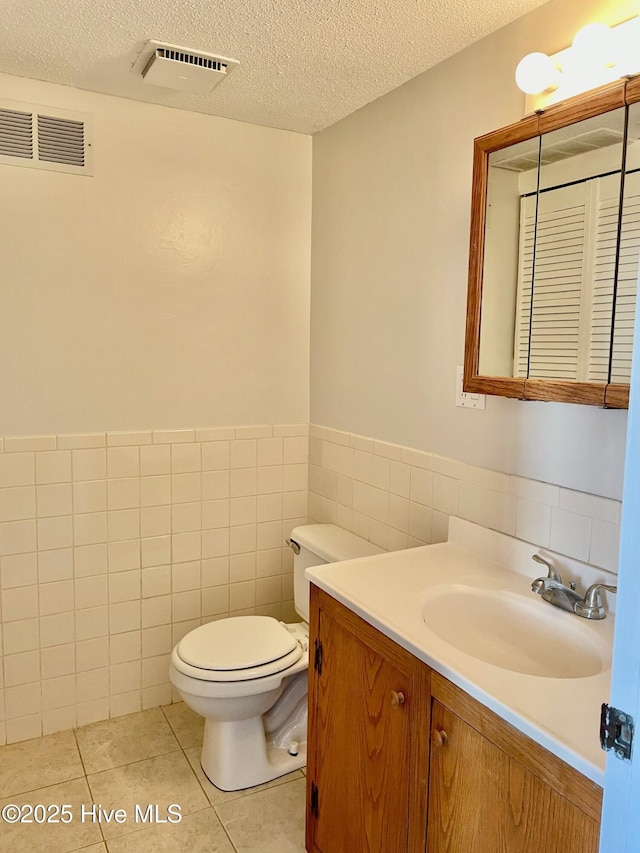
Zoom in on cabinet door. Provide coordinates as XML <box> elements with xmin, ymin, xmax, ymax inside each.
<box><xmin>308</xmin><ymin>605</ymin><xmax>413</xmax><ymax>853</ymax></box>
<box><xmin>427</xmin><ymin>700</ymin><xmax>600</xmax><ymax>853</ymax></box>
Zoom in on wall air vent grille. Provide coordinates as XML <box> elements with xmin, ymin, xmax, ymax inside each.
<box><xmin>37</xmin><ymin>114</ymin><xmax>85</xmax><ymax>168</ymax></box>
<box><xmin>0</xmin><ymin>108</ymin><xmax>33</xmax><ymax>159</ymax></box>
<box><xmin>0</xmin><ymin>100</ymin><xmax>92</xmax><ymax>176</ymax></box>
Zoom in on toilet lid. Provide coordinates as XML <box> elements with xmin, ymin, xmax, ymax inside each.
<box><xmin>176</xmin><ymin>616</ymin><xmax>299</xmax><ymax>672</ymax></box>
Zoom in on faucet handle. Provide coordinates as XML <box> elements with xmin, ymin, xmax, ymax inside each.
<box><xmin>532</xmin><ymin>554</ymin><xmax>563</xmax><ymax>583</ymax></box>
<box><xmin>574</xmin><ymin>582</ymin><xmax>617</xmax><ymax>620</ymax></box>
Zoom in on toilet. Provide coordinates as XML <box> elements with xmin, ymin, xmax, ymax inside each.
<box><xmin>169</xmin><ymin>523</ymin><xmax>383</xmax><ymax>791</ymax></box>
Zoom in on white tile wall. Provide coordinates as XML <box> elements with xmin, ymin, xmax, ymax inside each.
<box><xmin>308</xmin><ymin>424</ymin><xmax>621</xmax><ymax>574</ymax></box>
<box><xmin>0</xmin><ymin>425</ymin><xmax>308</xmax><ymax>745</ymax></box>
<box><xmin>0</xmin><ymin>420</ymin><xmax>623</xmax><ymax>747</ymax></box>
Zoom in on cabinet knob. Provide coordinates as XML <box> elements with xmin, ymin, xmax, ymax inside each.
<box><xmin>391</xmin><ymin>691</ymin><xmax>406</xmax><ymax>708</ymax></box>
<box><xmin>432</xmin><ymin>728</ymin><xmax>448</xmax><ymax>747</ymax></box>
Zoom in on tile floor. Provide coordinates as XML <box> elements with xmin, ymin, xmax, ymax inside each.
<box><xmin>0</xmin><ymin>704</ymin><xmax>306</xmax><ymax>852</ymax></box>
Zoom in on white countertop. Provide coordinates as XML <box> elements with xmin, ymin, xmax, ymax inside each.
<box><xmin>305</xmin><ymin>518</ymin><xmax>615</xmax><ymax>786</ymax></box>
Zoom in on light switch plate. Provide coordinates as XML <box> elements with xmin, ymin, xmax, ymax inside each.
<box><xmin>456</xmin><ymin>365</ymin><xmax>486</xmax><ymax>409</ymax></box>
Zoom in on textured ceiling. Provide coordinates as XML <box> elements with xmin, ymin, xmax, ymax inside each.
<box><xmin>0</xmin><ymin>0</ymin><xmax>549</xmax><ymax>134</ymax></box>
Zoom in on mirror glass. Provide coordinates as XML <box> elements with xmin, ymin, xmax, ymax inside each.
<box><xmin>479</xmin><ymin>136</ymin><xmax>540</xmax><ymax>377</ymax></box>
<box><xmin>611</xmin><ymin>101</ymin><xmax>640</xmax><ymax>383</ymax></box>
<box><xmin>478</xmin><ymin>106</ymin><xmax>629</xmax><ymax>384</ymax></box>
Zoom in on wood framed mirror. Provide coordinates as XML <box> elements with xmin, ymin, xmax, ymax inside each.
<box><xmin>464</xmin><ymin>77</ymin><xmax>640</xmax><ymax>408</ymax></box>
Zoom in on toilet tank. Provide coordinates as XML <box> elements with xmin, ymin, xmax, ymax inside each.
<box><xmin>288</xmin><ymin>524</ymin><xmax>384</xmax><ymax>623</ymax></box>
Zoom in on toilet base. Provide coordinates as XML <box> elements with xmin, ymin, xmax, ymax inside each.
<box><xmin>200</xmin><ymin>715</ymin><xmax>306</xmax><ymax>791</ymax></box>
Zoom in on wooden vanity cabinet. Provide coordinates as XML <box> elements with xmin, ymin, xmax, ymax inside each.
<box><xmin>306</xmin><ymin>585</ymin><xmax>603</xmax><ymax>853</ymax></box>
<box><xmin>428</xmin><ymin>676</ymin><xmax>602</xmax><ymax>853</ymax></box>
<box><xmin>305</xmin><ymin>585</ymin><xmax>431</xmax><ymax>853</ymax></box>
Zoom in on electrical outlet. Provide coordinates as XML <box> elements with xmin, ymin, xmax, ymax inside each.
<box><xmin>456</xmin><ymin>365</ymin><xmax>486</xmax><ymax>409</ymax></box>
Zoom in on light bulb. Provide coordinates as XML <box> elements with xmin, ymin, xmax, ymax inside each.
<box><xmin>616</xmin><ymin>24</ymin><xmax>640</xmax><ymax>77</ymax></box>
<box><xmin>515</xmin><ymin>53</ymin><xmax>562</xmax><ymax>95</ymax></box>
<box><xmin>572</xmin><ymin>22</ymin><xmax>616</xmax><ymax>66</ymax></box>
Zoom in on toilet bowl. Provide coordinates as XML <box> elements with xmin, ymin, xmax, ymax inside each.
<box><xmin>169</xmin><ymin>524</ymin><xmax>384</xmax><ymax>791</ymax></box>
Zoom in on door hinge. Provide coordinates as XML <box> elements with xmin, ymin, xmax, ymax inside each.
<box><xmin>314</xmin><ymin>638</ymin><xmax>323</xmax><ymax>675</ymax></box>
<box><xmin>310</xmin><ymin>782</ymin><xmax>319</xmax><ymax>818</ymax></box>
<box><xmin>600</xmin><ymin>703</ymin><xmax>634</xmax><ymax>762</ymax></box>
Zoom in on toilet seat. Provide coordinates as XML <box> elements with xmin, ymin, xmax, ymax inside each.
<box><xmin>173</xmin><ymin>615</ymin><xmax>304</xmax><ymax>682</ymax></box>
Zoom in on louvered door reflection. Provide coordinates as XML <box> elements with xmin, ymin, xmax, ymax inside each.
<box><xmin>515</xmin><ymin>185</ymin><xmax>589</xmax><ymax>380</ymax></box>
<box><xmin>514</xmin><ymin>174</ymin><xmax>638</xmax><ymax>384</ymax></box>
<box><xmin>514</xmin><ymin>198</ymin><xmax>535</xmax><ymax>378</ymax></box>
<box><xmin>587</xmin><ymin>172</ymin><xmax>639</xmax><ymax>383</ymax></box>
<box><xmin>610</xmin><ymin>171</ymin><xmax>640</xmax><ymax>383</ymax></box>
<box><xmin>530</xmin><ymin>189</ymin><xmax>587</xmax><ymax>380</ymax></box>
<box><xmin>589</xmin><ymin>187</ymin><xmax>619</xmax><ymax>382</ymax></box>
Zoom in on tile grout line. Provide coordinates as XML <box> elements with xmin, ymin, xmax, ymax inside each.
<box><xmin>73</xmin><ymin>708</ymin><xmax>193</xmax><ymax>852</ymax></box>
<box><xmin>0</xmin><ymin>708</ymin><xmax>305</xmax><ymax>853</ymax></box>
<box><xmin>163</xmin><ymin>703</ymin><xmax>295</xmax><ymax>851</ymax></box>
<box><xmin>70</xmin><ymin>710</ymin><xmax>184</xmax><ymax>850</ymax></box>
<box><xmin>72</xmin><ymin>726</ymin><xmax>109</xmax><ymax>849</ymax></box>
<box><xmin>159</xmin><ymin>704</ymin><xmax>241</xmax><ymax>851</ymax></box>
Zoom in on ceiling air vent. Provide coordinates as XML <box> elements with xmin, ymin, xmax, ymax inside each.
<box><xmin>138</xmin><ymin>40</ymin><xmax>239</xmax><ymax>94</ymax></box>
<box><xmin>493</xmin><ymin>128</ymin><xmax>629</xmax><ymax>173</ymax></box>
<box><xmin>0</xmin><ymin>99</ymin><xmax>92</xmax><ymax>176</ymax></box>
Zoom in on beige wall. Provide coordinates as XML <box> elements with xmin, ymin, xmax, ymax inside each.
<box><xmin>0</xmin><ymin>72</ymin><xmax>313</xmax><ymax>742</ymax></box>
<box><xmin>0</xmin><ymin>0</ymin><xmax>634</xmax><ymax>744</ymax></box>
<box><xmin>0</xmin><ymin>74</ymin><xmax>312</xmax><ymax>436</ymax></box>
<box><xmin>310</xmin><ymin>0</ymin><xmax>638</xmax><ymax>501</ymax></box>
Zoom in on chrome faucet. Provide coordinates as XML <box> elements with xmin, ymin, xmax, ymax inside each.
<box><xmin>574</xmin><ymin>583</ymin><xmax>618</xmax><ymax>620</ymax></box>
<box><xmin>536</xmin><ymin>582</ymin><xmax>583</xmax><ymax>613</ymax></box>
<box><xmin>531</xmin><ymin>554</ymin><xmax>581</xmax><ymax>613</ymax></box>
<box><xmin>530</xmin><ymin>554</ymin><xmax>564</xmax><ymax>591</ymax></box>
<box><xmin>530</xmin><ymin>554</ymin><xmax>617</xmax><ymax>619</ymax></box>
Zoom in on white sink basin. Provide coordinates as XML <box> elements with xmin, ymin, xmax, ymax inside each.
<box><xmin>421</xmin><ymin>584</ymin><xmax>610</xmax><ymax>679</ymax></box>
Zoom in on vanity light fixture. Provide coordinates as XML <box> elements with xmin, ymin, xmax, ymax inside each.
<box><xmin>515</xmin><ymin>16</ymin><xmax>640</xmax><ymax>110</ymax></box>
<box><xmin>514</xmin><ymin>52</ymin><xmax>561</xmax><ymax>95</ymax></box>
<box><xmin>571</xmin><ymin>22</ymin><xmax>616</xmax><ymax>68</ymax></box>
